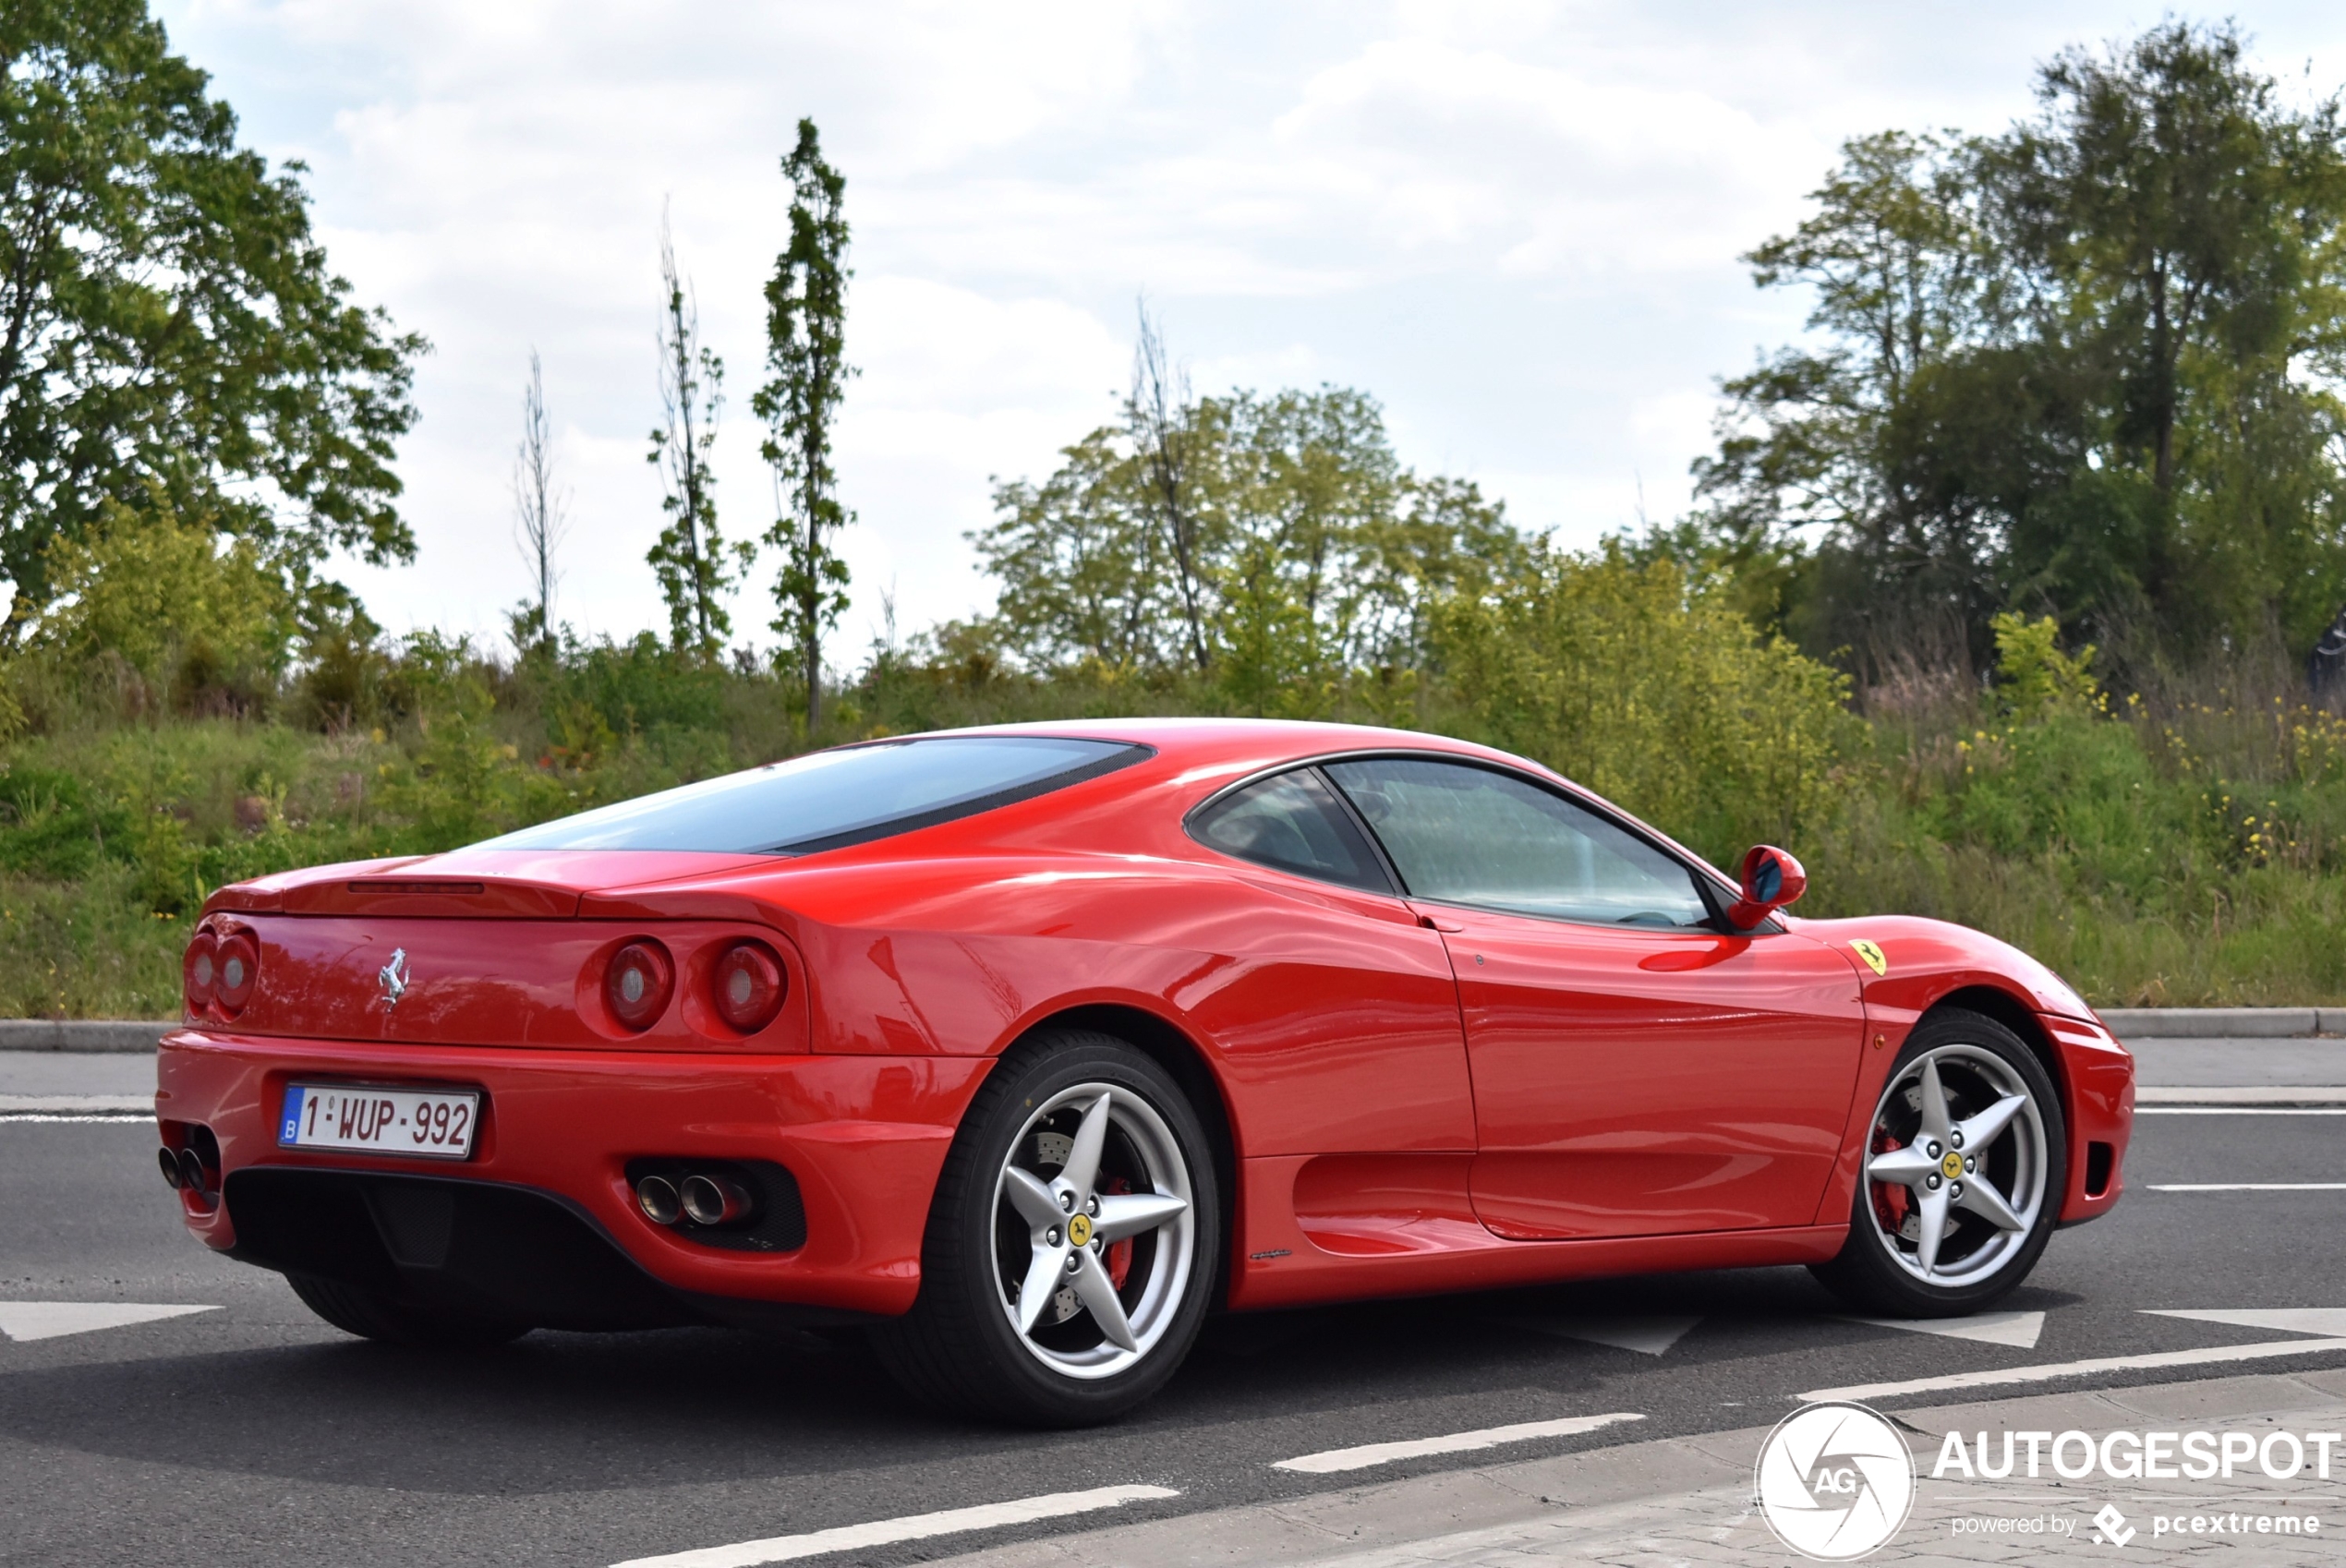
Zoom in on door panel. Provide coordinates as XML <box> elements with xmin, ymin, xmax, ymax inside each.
<box><xmin>1433</xmin><ymin>904</ymin><xmax>1865</xmax><ymax>1238</ymax></box>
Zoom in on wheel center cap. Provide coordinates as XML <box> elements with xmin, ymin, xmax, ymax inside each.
<box><xmin>1941</xmin><ymin>1151</ymin><xmax>1965</xmax><ymax>1180</ymax></box>
<box><xmin>1067</xmin><ymin>1212</ymin><xmax>1094</xmax><ymax>1247</ymax></box>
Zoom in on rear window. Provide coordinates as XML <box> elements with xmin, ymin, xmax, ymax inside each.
<box><xmin>476</xmin><ymin>736</ymin><xmax>1146</xmax><ymax>855</ymax></box>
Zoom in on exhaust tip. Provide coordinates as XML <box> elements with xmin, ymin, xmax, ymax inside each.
<box><xmin>680</xmin><ymin>1174</ymin><xmax>754</xmax><ymax>1227</ymax></box>
<box><xmin>635</xmin><ymin>1174</ymin><xmax>682</xmax><ymax>1226</ymax></box>
<box><xmin>175</xmin><ymin>1146</ymin><xmax>210</xmax><ymax>1195</ymax></box>
<box><xmin>159</xmin><ymin>1146</ymin><xmax>184</xmax><ymax>1189</ymax></box>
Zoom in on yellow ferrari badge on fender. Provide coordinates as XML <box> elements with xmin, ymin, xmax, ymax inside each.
<box><xmin>1850</xmin><ymin>939</ymin><xmax>1888</xmax><ymax>977</ymax></box>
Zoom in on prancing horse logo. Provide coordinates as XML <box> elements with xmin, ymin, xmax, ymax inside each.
<box><xmin>379</xmin><ymin>947</ymin><xmax>411</xmax><ymax>1011</ymax></box>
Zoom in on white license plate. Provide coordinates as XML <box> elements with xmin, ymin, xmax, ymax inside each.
<box><xmin>278</xmin><ymin>1083</ymin><xmax>480</xmax><ymax>1160</ymax></box>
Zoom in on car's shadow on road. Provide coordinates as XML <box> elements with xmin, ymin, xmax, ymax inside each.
<box><xmin>0</xmin><ymin>1266</ymin><xmax>2085</xmax><ymax>1491</ymax></box>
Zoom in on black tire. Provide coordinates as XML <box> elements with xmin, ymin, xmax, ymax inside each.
<box><xmin>871</xmin><ymin>1029</ymin><xmax>1221</xmax><ymax>1427</ymax></box>
<box><xmin>1812</xmin><ymin>1007</ymin><xmax>2067</xmax><ymax>1317</ymax></box>
<box><xmin>287</xmin><ymin>1273</ymin><xmax>531</xmax><ymax>1349</ymax></box>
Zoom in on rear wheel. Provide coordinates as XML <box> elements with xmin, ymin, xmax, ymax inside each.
<box><xmin>287</xmin><ymin>1273</ymin><xmax>531</xmax><ymax>1349</ymax></box>
<box><xmin>1812</xmin><ymin>1007</ymin><xmax>2066</xmax><ymax>1316</ymax></box>
<box><xmin>872</xmin><ymin>1030</ymin><xmax>1219</xmax><ymax>1426</ymax></box>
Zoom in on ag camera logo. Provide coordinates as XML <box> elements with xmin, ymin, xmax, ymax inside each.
<box><xmin>1756</xmin><ymin>1401</ymin><xmax>1917</xmax><ymax>1560</ymax></box>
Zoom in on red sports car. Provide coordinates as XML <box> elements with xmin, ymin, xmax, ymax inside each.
<box><xmin>157</xmin><ymin>719</ymin><xmax>2133</xmax><ymax>1423</ymax></box>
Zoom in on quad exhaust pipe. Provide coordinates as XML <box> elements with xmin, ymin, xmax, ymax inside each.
<box><xmin>162</xmin><ymin>1136</ymin><xmax>219</xmax><ymax>1208</ymax></box>
<box><xmin>680</xmin><ymin>1174</ymin><xmax>752</xmax><ymax>1226</ymax></box>
<box><xmin>635</xmin><ymin>1170</ymin><xmax>754</xmax><ymax>1229</ymax></box>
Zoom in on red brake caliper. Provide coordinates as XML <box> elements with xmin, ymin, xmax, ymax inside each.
<box><xmin>1105</xmin><ymin>1176</ymin><xmax>1133</xmax><ymax>1289</ymax></box>
<box><xmin>1869</xmin><ymin>1125</ymin><xmax>1909</xmax><ymax>1236</ymax></box>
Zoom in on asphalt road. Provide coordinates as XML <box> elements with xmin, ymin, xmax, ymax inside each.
<box><xmin>2</xmin><ymin>1043</ymin><xmax>2342</xmax><ymax>1568</ymax></box>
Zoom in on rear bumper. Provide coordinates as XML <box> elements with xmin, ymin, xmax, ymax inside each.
<box><xmin>2044</xmin><ymin>1011</ymin><xmax>2134</xmax><ymax>1224</ymax></box>
<box><xmin>157</xmin><ymin>1030</ymin><xmax>992</xmax><ymax>1319</ymax></box>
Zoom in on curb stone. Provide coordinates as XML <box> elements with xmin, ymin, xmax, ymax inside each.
<box><xmin>0</xmin><ymin>1019</ymin><xmax>175</xmax><ymax>1053</ymax></box>
<box><xmin>2098</xmin><ymin>1007</ymin><xmax>2340</xmax><ymax>1039</ymax></box>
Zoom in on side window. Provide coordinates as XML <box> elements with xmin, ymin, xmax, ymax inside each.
<box><xmin>1323</xmin><ymin>757</ymin><xmax>1711</xmax><ymax>928</ymax></box>
<box><xmin>1189</xmin><ymin>769</ymin><xmax>1393</xmax><ymax>894</ymax></box>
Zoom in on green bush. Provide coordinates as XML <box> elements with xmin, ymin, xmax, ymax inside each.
<box><xmin>2</xmin><ymin>551</ymin><xmax>2344</xmax><ymax>1013</ymax></box>
<box><xmin>1428</xmin><ymin>545</ymin><xmax>1864</xmax><ymax>863</ymax></box>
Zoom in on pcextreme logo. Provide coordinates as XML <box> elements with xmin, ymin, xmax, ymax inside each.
<box><xmin>1756</xmin><ymin>1402</ymin><xmax>1917</xmax><ymax>1560</ymax></box>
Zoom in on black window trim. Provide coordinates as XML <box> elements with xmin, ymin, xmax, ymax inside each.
<box><xmin>1186</xmin><ymin>748</ymin><xmax>1772</xmax><ymax>934</ymax></box>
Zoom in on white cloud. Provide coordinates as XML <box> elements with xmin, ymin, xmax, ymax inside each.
<box><xmin>154</xmin><ymin>0</ymin><xmax>2346</xmax><ymax>661</ymax></box>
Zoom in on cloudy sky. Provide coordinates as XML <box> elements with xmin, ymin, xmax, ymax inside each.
<box><xmin>156</xmin><ymin>0</ymin><xmax>2346</xmax><ymax>661</ymax></box>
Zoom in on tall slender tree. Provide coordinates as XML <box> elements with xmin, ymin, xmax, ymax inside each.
<box><xmin>1128</xmin><ymin>304</ymin><xmax>1215</xmax><ymax>673</ymax></box>
<box><xmin>510</xmin><ymin>348</ymin><xmax>566</xmax><ymax>652</ymax></box>
<box><xmin>756</xmin><ymin>118</ymin><xmax>855</xmax><ymax>730</ymax></box>
<box><xmin>647</xmin><ymin>208</ymin><xmax>744</xmax><ymax>657</ymax></box>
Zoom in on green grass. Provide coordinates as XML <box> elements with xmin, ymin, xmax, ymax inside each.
<box><xmin>7</xmin><ymin>638</ymin><xmax>2346</xmax><ymax>1015</ymax></box>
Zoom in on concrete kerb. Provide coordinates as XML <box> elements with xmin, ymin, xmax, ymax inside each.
<box><xmin>2098</xmin><ymin>1007</ymin><xmax>2340</xmax><ymax>1038</ymax></box>
<box><xmin>0</xmin><ymin>1019</ymin><xmax>175</xmax><ymax>1053</ymax></box>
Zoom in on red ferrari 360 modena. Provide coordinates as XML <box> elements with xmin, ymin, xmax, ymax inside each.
<box><xmin>157</xmin><ymin>719</ymin><xmax>2133</xmax><ymax>1423</ymax></box>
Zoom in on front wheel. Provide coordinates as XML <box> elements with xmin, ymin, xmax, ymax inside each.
<box><xmin>1811</xmin><ymin>1007</ymin><xmax>2067</xmax><ymax>1317</ymax></box>
<box><xmin>872</xmin><ymin>1031</ymin><xmax>1220</xmax><ymax>1426</ymax></box>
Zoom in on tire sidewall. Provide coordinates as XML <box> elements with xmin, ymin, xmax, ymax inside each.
<box><xmin>930</xmin><ymin>1032</ymin><xmax>1220</xmax><ymax>1422</ymax></box>
<box><xmin>1836</xmin><ymin>1010</ymin><xmax>2069</xmax><ymax>1315</ymax></box>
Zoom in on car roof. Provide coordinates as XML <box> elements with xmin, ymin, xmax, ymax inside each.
<box><xmin>879</xmin><ymin>716</ymin><xmax>1535</xmax><ymax>777</ymax></box>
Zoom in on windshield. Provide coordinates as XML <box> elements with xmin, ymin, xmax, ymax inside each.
<box><xmin>476</xmin><ymin>736</ymin><xmax>1146</xmax><ymax>855</ymax></box>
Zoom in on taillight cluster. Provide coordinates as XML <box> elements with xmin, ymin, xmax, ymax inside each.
<box><xmin>183</xmin><ymin>928</ymin><xmax>259</xmax><ymax>1019</ymax></box>
<box><xmin>600</xmin><ymin>938</ymin><xmax>786</xmax><ymax>1035</ymax></box>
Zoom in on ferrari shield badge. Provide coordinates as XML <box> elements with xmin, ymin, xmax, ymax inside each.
<box><xmin>1849</xmin><ymin>938</ymin><xmax>1888</xmax><ymax>978</ymax></box>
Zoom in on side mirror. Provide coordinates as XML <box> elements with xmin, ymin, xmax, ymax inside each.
<box><xmin>1725</xmin><ymin>844</ymin><xmax>1807</xmax><ymax>930</ymax></box>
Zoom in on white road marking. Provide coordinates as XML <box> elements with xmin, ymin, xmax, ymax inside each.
<box><xmin>1801</xmin><ymin>1337</ymin><xmax>2346</xmax><ymax>1405</ymax></box>
<box><xmin>607</xmin><ymin>1486</ymin><xmax>1179</xmax><ymax>1568</ymax></box>
<box><xmin>1272</xmin><ymin>1411</ymin><xmax>1645</xmax><ymax>1474</ymax></box>
<box><xmin>2146</xmin><ymin>1309</ymin><xmax>2346</xmax><ymax>1336</ymax></box>
<box><xmin>1837</xmin><ymin>1309</ymin><xmax>2045</xmax><ymax>1348</ymax></box>
<box><xmin>2136</xmin><ymin>1107</ymin><xmax>2346</xmax><ymax>1116</ymax></box>
<box><xmin>2136</xmin><ymin>1087</ymin><xmax>2346</xmax><ymax>1104</ymax></box>
<box><xmin>2150</xmin><ymin>1183</ymin><xmax>2346</xmax><ymax>1191</ymax></box>
<box><xmin>0</xmin><ymin>1095</ymin><xmax>150</xmax><ymax>1113</ymax></box>
<box><xmin>1502</xmin><ymin>1314</ymin><xmax>1700</xmax><ymax>1357</ymax></box>
<box><xmin>0</xmin><ymin>1302</ymin><xmax>217</xmax><ymax>1343</ymax></box>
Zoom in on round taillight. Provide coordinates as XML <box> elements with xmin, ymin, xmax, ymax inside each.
<box><xmin>710</xmin><ymin>942</ymin><xmax>786</xmax><ymax>1032</ymax></box>
<box><xmin>604</xmin><ymin>941</ymin><xmax>673</xmax><ymax>1031</ymax></box>
<box><xmin>213</xmin><ymin>934</ymin><xmax>259</xmax><ymax>1014</ymax></box>
<box><xmin>183</xmin><ymin>934</ymin><xmax>220</xmax><ymax>1013</ymax></box>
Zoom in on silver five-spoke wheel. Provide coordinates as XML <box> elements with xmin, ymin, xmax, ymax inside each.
<box><xmin>991</xmin><ymin>1082</ymin><xmax>1196</xmax><ymax>1380</ymax></box>
<box><xmin>1862</xmin><ymin>1043</ymin><xmax>2049</xmax><ymax>1287</ymax></box>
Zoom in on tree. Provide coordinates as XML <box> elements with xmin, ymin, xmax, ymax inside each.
<box><xmin>968</xmin><ymin>369</ymin><xmax>1512</xmax><ymax>712</ymax></box>
<box><xmin>1127</xmin><ymin>304</ymin><xmax>1216</xmax><ymax>673</ymax></box>
<box><xmin>509</xmin><ymin>349</ymin><xmax>566</xmax><ymax>653</ymax></box>
<box><xmin>1990</xmin><ymin>21</ymin><xmax>2346</xmax><ymax>652</ymax></box>
<box><xmin>1688</xmin><ymin>20</ymin><xmax>2346</xmax><ymax>675</ymax></box>
<box><xmin>755</xmin><ymin>118</ymin><xmax>855</xmax><ymax>731</ymax></box>
<box><xmin>0</xmin><ymin>0</ymin><xmax>425</xmax><ymax>640</ymax></box>
<box><xmin>975</xmin><ymin>428</ymin><xmax>1171</xmax><ymax>672</ymax></box>
<box><xmin>646</xmin><ymin>209</ymin><xmax>744</xmax><ymax>658</ymax></box>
